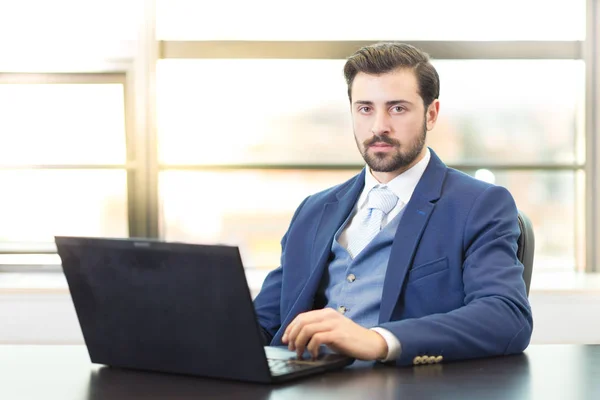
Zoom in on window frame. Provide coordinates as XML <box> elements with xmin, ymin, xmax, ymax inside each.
<box><xmin>156</xmin><ymin>39</ymin><xmax>594</xmax><ymax>272</ymax></box>
<box><xmin>1</xmin><ymin>0</ymin><xmax>598</xmax><ymax>273</ymax></box>
<box><xmin>0</xmin><ymin>72</ymin><xmax>143</xmax><ymax>267</ymax></box>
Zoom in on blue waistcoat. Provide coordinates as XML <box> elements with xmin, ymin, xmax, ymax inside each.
<box><xmin>315</xmin><ymin>207</ymin><xmax>405</xmax><ymax>328</ymax></box>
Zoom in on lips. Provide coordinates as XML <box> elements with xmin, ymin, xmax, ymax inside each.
<box><xmin>369</xmin><ymin>143</ymin><xmax>394</xmax><ymax>149</ymax></box>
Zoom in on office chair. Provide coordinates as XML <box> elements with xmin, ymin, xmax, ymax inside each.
<box><xmin>516</xmin><ymin>210</ymin><xmax>535</xmax><ymax>296</ymax></box>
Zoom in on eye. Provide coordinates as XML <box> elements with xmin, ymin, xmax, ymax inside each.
<box><xmin>358</xmin><ymin>106</ymin><xmax>371</xmax><ymax>113</ymax></box>
<box><xmin>391</xmin><ymin>106</ymin><xmax>405</xmax><ymax>113</ymax></box>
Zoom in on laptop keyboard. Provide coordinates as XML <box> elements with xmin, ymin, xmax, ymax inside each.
<box><xmin>267</xmin><ymin>358</ymin><xmax>323</xmax><ymax>376</ymax></box>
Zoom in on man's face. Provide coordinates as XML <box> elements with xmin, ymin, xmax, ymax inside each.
<box><xmin>350</xmin><ymin>68</ymin><xmax>439</xmax><ymax>181</ymax></box>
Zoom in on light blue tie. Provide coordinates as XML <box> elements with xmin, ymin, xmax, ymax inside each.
<box><xmin>347</xmin><ymin>186</ymin><xmax>399</xmax><ymax>258</ymax></box>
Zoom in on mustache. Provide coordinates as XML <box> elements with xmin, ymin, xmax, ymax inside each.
<box><xmin>364</xmin><ymin>135</ymin><xmax>400</xmax><ymax>147</ymax></box>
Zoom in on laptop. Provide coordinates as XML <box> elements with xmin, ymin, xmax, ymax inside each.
<box><xmin>55</xmin><ymin>236</ymin><xmax>354</xmax><ymax>383</ymax></box>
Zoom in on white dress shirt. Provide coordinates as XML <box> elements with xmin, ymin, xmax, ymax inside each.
<box><xmin>339</xmin><ymin>148</ymin><xmax>431</xmax><ymax>362</ymax></box>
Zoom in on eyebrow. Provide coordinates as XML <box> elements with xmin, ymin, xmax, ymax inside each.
<box><xmin>353</xmin><ymin>100</ymin><xmax>415</xmax><ymax>107</ymax></box>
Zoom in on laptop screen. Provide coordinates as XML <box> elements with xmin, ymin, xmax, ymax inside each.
<box><xmin>56</xmin><ymin>237</ymin><xmax>272</xmax><ymax>381</ymax></box>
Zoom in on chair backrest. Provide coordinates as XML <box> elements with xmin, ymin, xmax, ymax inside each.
<box><xmin>516</xmin><ymin>210</ymin><xmax>535</xmax><ymax>296</ymax></box>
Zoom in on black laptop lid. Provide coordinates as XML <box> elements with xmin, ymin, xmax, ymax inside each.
<box><xmin>56</xmin><ymin>236</ymin><xmax>272</xmax><ymax>382</ymax></box>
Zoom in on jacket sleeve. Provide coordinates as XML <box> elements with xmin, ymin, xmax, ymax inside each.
<box><xmin>378</xmin><ymin>185</ymin><xmax>533</xmax><ymax>366</ymax></box>
<box><xmin>253</xmin><ymin>196</ymin><xmax>310</xmax><ymax>345</ymax></box>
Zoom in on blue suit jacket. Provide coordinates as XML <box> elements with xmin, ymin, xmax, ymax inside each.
<box><xmin>254</xmin><ymin>149</ymin><xmax>533</xmax><ymax>366</ymax></box>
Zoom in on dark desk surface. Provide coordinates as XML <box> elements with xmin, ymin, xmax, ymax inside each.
<box><xmin>1</xmin><ymin>344</ymin><xmax>599</xmax><ymax>400</ymax></box>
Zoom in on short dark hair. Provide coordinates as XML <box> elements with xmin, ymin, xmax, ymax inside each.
<box><xmin>343</xmin><ymin>42</ymin><xmax>440</xmax><ymax>108</ymax></box>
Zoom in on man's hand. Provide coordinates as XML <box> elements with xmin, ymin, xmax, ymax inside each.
<box><xmin>281</xmin><ymin>308</ymin><xmax>388</xmax><ymax>361</ymax></box>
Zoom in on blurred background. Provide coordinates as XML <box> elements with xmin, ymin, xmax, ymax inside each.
<box><xmin>0</xmin><ymin>0</ymin><xmax>596</xmax><ymax>277</ymax></box>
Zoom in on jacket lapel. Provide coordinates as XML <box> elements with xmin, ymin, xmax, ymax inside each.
<box><xmin>273</xmin><ymin>170</ymin><xmax>365</xmax><ymax>342</ymax></box>
<box><xmin>310</xmin><ymin>171</ymin><xmax>365</xmax><ymax>275</ymax></box>
<box><xmin>379</xmin><ymin>149</ymin><xmax>447</xmax><ymax>323</ymax></box>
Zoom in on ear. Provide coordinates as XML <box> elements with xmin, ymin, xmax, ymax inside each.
<box><xmin>426</xmin><ymin>99</ymin><xmax>440</xmax><ymax>131</ymax></box>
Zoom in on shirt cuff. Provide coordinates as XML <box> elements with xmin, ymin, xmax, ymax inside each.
<box><xmin>371</xmin><ymin>327</ymin><xmax>402</xmax><ymax>362</ymax></box>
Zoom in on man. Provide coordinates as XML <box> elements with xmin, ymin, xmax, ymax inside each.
<box><xmin>253</xmin><ymin>42</ymin><xmax>533</xmax><ymax>367</ymax></box>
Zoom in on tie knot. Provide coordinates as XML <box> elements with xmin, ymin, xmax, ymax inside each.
<box><xmin>366</xmin><ymin>186</ymin><xmax>398</xmax><ymax>215</ymax></box>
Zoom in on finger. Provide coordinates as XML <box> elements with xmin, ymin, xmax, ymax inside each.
<box><xmin>282</xmin><ymin>315</ymin><xmax>304</xmax><ymax>342</ymax></box>
<box><xmin>286</xmin><ymin>320</ymin><xmax>305</xmax><ymax>351</ymax></box>
<box><xmin>282</xmin><ymin>322</ymin><xmax>293</xmax><ymax>344</ymax></box>
<box><xmin>307</xmin><ymin>332</ymin><xmax>333</xmax><ymax>359</ymax></box>
<box><xmin>282</xmin><ymin>318</ymin><xmax>299</xmax><ymax>344</ymax></box>
<box><xmin>293</xmin><ymin>321</ymin><xmax>333</xmax><ymax>358</ymax></box>
<box><xmin>284</xmin><ymin>310</ymin><xmax>331</xmax><ymax>349</ymax></box>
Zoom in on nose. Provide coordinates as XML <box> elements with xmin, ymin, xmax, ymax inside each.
<box><xmin>371</xmin><ymin>110</ymin><xmax>392</xmax><ymax>137</ymax></box>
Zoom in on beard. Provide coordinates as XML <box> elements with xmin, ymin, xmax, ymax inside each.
<box><xmin>355</xmin><ymin>120</ymin><xmax>427</xmax><ymax>173</ymax></box>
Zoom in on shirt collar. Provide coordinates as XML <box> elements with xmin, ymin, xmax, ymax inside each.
<box><xmin>358</xmin><ymin>147</ymin><xmax>431</xmax><ymax>208</ymax></box>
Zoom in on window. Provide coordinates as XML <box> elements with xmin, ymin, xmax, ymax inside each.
<box><xmin>0</xmin><ymin>0</ymin><xmax>138</xmax><ymax>72</ymax></box>
<box><xmin>160</xmin><ymin>170</ymin><xmax>359</xmax><ymax>269</ymax></box>
<box><xmin>157</xmin><ymin>60</ymin><xmax>356</xmax><ymax>165</ymax></box>
<box><xmin>156</xmin><ymin>59</ymin><xmax>586</xmax><ymax>272</ymax></box>
<box><xmin>157</xmin><ymin>0</ymin><xmax>585</xmax><ymax>41</ymax></box>
<box><xmin>2</xmin><ymin>0</ymin><xmax>597</xmax><ymax>274</ymax></box>
<box><xmin>0</xmin><ymin>75</ymin><xmax>129</xmax><ymax>266</ymax></box>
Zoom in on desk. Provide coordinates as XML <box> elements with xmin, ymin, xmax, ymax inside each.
<box><xmin>1</xmin><ymin>345</ymin><xmax>598</xmax><ymax>400</ymax></box>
